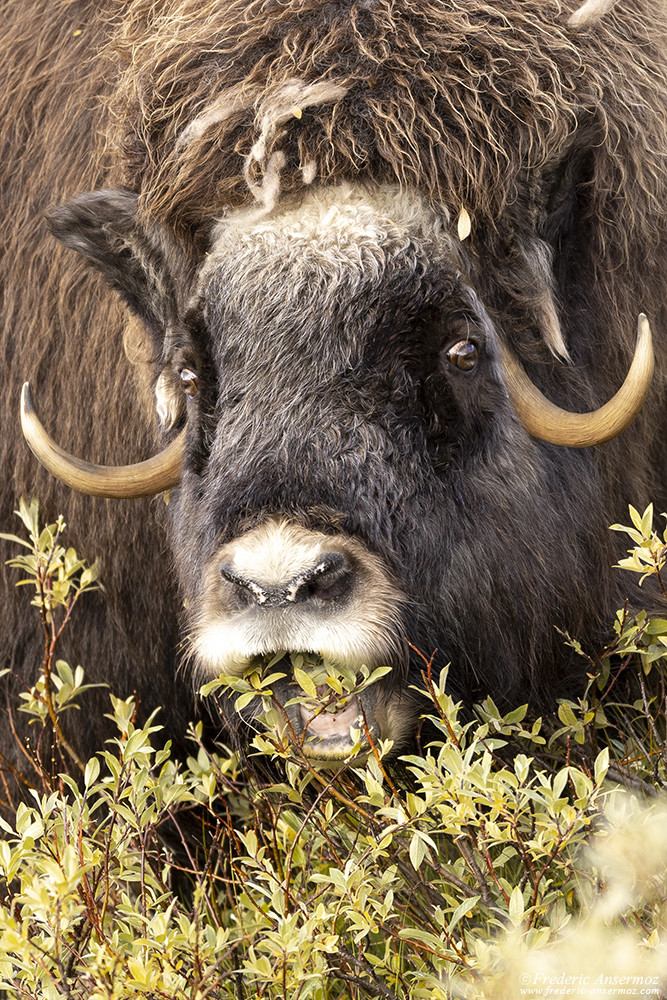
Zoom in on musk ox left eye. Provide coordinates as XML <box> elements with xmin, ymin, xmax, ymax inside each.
<box><xmin>446</xmin><ymin>340</ymin><xmax>479</xmax><ymax>372</ymax></box>
<box><xmin>180</xmin><ymin>368</ymin><xmax>198</xmax><ymax>396</ymax></box>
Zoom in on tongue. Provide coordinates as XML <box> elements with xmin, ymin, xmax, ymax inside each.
<box><xmin>300</xmin><ymin>695</ymin><xmax>361</xmax><ymax>739</ymax></box>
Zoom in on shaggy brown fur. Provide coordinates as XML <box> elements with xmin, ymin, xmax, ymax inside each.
<box><xmin>0</xmin><ymin>2</ymin><xmax>184</xmax><ymax>776</ymax></box>
<box><xmin>108</xmin><ymin>0</ymin><xmax>666</xmax><ymax>491</ymax></box>
<box><xmin>0</xmin><ymin>0</ymin><xmax>666</xmax><ymax>777</ymax></box>
<box><xmin>105</xmin><ymin>1</ymin><xmax>667</xmax><ymax>331</ymax></box>
<box><xmin>105</xmin><ymin>0</ymin><xmax>666</xmax><ymax>226</ymax></box>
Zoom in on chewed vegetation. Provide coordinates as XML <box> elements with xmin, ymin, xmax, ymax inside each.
<box><xmin>0</xmin><ymin>501</ymin><xmax>666</xmax><ymax>998</ymax></box>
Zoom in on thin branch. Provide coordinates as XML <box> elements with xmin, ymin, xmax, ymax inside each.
<box><xmin>333</xmin><ymin>948</ymin><xmax>400</xmax><ymax>1000</ymax></box>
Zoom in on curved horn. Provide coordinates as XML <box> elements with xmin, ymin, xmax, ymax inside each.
<box><xmin>20</xmin><ymin>383</ymin><xmax>185</xmax><ymax>498</ymax></box>
<box><xmin>499</xmin><ymin>314</ymin><xmax>655</xmax><ymax>447</ymax></box>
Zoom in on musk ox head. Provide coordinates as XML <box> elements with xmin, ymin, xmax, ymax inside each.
<box><xmin>21</xmin><ymin>182</ymin><xmax>653</xmax><ymax>762</ymax></box>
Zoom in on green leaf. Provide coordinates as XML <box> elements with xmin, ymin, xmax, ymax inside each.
<box><xmin>641</xmin><ymin>503</ymin><xmax>654</xmax><ymax>536</ymax></box>
<box><xmin>398</xmin><ymin>926</ymin><xmax>449</xmax><ymax>952</ymax></box>
<box><xmin>553</xmin><ymin>768</ymin><xmax>569</xmax><ymax>800</ymax></box>
<box><xmin>595</xmin><ymin>747</ymin><xmax>609</xmax><ymax>785</ymax></box>
<box><xmin>514</xmin><ymin>754</ymin><xmax>531</xmax><ymax>783</ymax></box>
<box><xmin>447</xmin><ymin>895</ymin><xmax>481</xmax><ymax>932</ymax></box>
<box><xmin>609</xmin><ymin>523</ymin><xmax>645</xmax><ymax>544</ymax></box>
<box><xmin>363</xmin><ymin>665</ymin><xmax>393</xmax><ymax>687</ymax></box>
<box><xmin>123</xmin><ymin>729</ymin><xmax>153</xmax><ymax>758</ymax></box>
<box><xmin>409</xmin><ymin>833</ymin><xmax>426</xmax><ymax>871</ymax></box>
<box><xmin>629</xmin><ymin>504</ymin><xmax>643</xmax><ymax>532</ymax></box>
<box><xmin>235</xmin><ymin>690</ymin><xmax>259</xmax><ymax>711</ymax></box>
<box><xmin>265</xmin><ymin>650</ymin><xmax>288</xmax><ymax>669</ymax></box>
<box><xmin>293</xmin><ymin>667</ymin><xmax>317</xmax><ymax>698</ymax></box>
<box><xmin>508</xmin><ymin>886</ymin><xmax>525</xmax><ymax>926</ymax></box>
<box><xmin>15</xmin><ymin>497</ymin><xmax>41</xmax><ymax>539</ymax></box>
<box><xmin>644</xmin><ymin>619</ymin><xmax>667</xmax><ymax>635</ymax></box>
<box><xmin>504</xmin><ymin>704</ymin><xmax>528</xmax><ymax>724</ymax></box>
<box><xmin>84</xmin><ymin>757</ymin><xmax>100</xmax><ymax>788</ymax></box>
<box><xmin>0</xmin><ymin>532</ymin><xmax>33</xmax><ymax>549</ymax></box>
<box><xmin>557</xmin><ymin>702</ymin><xmax>578</xmax><ymax>728</ymax></box>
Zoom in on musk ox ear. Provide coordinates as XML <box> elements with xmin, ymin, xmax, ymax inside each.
<box><xmin>47</xmin><ymin>189</ymin><xmax>178</xmax><ymax>340</ymax></box>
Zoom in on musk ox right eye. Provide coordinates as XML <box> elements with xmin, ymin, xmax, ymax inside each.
<box><xmin>446</xmin><ymin>340</ymin><xmax>479</xmax><ymax>372</ymax></box>
<box><xmin>180</xmin><ymin>368</ymin><xmax>198</xmax><ymax>396</ymax></box>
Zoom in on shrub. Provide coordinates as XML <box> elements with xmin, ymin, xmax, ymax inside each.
<box><xmin>0</xmin><ymin>502</ymin><xmax>665</xmax><ymax>999</ymax></box>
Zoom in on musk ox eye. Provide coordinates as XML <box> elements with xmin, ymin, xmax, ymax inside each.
<box><xmin>180</xmin><ymin>368</ymin><xmax>198</xmax><ymax>396</ymax></box>
<box><xmin>446</xmin><ymin>340</ymin><xmax>478</xmax><ymax>372</ymax></box>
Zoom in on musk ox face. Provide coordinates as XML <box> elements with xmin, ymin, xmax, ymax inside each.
<box><xmin>26</xmin><ymin>181</ymin><xmax>653</xmax><ymax>761</ymax></box>
<box><xmin>157</xmin><ymin>183</ymin><xmax>524</xmax><ymax>758</ymax></box>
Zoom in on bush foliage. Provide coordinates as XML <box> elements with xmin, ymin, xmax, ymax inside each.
<box><xmin>0</xmin><ymin>500</ymin><xmax>666</xmax><ymax>999</ymax></box>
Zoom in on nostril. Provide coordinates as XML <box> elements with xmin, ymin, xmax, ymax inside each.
<box><xmin>308</xmin><ymin>573</ymin><xmax>351</xmax><ymax>602</ymax></box>
<box><xmin>219</xmin><ymin>562</ymin><xmax>268</xmax><ymax>605</ymax></box>
<box><xmin>219</xmin><ymin>552</ymin><xmax>354</xmax><ymax>608</ymax></box>
<box><xmin>290</xmin><ymin>553</ymin><xmax>353</xmax><ymax>605</ymax></box>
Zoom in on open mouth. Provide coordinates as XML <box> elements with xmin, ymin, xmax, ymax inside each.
<box><xmin>262</xmin><ymin>653</ymin><xmax>384</xmax><ymax>763</ymax></box>
<box><xmin>200</xmin><ymin>645</ymin><xmax>420</xmax><ymax>763</ymax></box>
<box><xmin>297</xmin><ymin>691</ymin><xmax>369</xmax><ymax>761</ymax></box>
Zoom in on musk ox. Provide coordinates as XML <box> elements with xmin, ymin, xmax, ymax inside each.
<box><xmin>1</xmin><ymin>0</ymin><xmax>666</xmax><ymax>773</ymax></box>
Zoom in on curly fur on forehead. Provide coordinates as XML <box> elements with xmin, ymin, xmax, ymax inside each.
<box><xmin>106</xmin><ymin>0</ymin><xmax>667</xmax><ymax>256</ymax></box>
<box><xmin>199</xmin><ymin>185</ymin><xmax>456</xmax><ymax>297</ymax></box>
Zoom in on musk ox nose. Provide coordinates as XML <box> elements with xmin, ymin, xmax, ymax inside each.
<box><xmin>192</xmin><ymin>518</ymin><xmax>405</xmax><ymax>678</ymax></box>
<box><xmin>219</xmin><ymin>552</ymin><xmax>354</xmax><ymax>608</ymax></box>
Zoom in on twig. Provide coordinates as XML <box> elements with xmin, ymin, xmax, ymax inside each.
<box><xmin>607</xmin><ymin>760</ymin><xmax>658</xmax><ymax>797</ymax></box>
<box><xmin>637</xmin><ymin>671</ymin><xmax>667</xmax><ymax>787</ymax></box>
<box><xmin>455</xmin><ymin>833</ymin><xmax>500</xmax><ymax>911</ymax></box>
<box><xmin>334</xmin><ymin>947</ymin><xmax>400</xmax><ymax>1000</ymax></box>
<box><xmin>36</xmin><ymin>575</ymin><xmax>85</xmax><ymax>775</ymax></box>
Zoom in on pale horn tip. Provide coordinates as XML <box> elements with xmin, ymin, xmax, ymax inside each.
<box><xmin>633</xmin><ymin>313</ymin><xmax>654</xmax><ymax>380</ymax></box>
<box><xmin>20</xmin><ymin>381</ymin><xmax>33</xmax><ymax>415</ymax></box>
<box><xmin>20</xmin><ymin>382</ymin><xmax>39</xmax><ymax>438</ymax></box>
